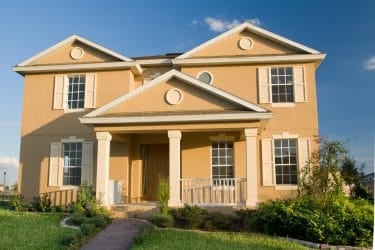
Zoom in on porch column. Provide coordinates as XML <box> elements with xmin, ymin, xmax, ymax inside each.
<box><xmin>96</xmin><ymin>131</ymin><xmax>112</xmax><ymax>206</ymax></box>
<box><xmin>245</xmin><ymin>128</ymin><xmax>258</xmax><ymax>207</ymax></box>
<box><xmin>168</xmin><ymin>130</ymin><xmax>182</xmax><ymax>207</ymax></box>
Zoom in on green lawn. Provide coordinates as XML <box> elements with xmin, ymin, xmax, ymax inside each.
<box><xmin>0</xmin><ymin>208</ymin><xmax>76</xmax><ymax>250</ymax></box>
<box><xmin>131</xmin><ymin>225</ymin><xmax>310</xmax><ymax>250</ymax></box>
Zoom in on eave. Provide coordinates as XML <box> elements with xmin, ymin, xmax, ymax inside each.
<box><xmin>13</xmin><ymin>61</ymin><xmax>143</xmax><ymax>75</ymax></box>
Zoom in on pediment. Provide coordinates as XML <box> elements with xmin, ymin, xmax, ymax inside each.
<box><xmin>177</xmin><ymin>22</ymin><xmax>321</xmax><ymax>59</ymax></box>
<box><xmin>17</xmin><ymin>35</ymin><xmax>133</xmax><ymax>67</ymax></box>
<box><xmin>85</xmin><ymin>70</ymin><xmax>269</xmax><ymax>120</ymax></box>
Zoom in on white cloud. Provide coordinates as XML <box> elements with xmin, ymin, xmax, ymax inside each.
<box><xmin>204</xmin><ymin>17</ymin><xmax>261</xmax><ymax>33</ymax></box>
<box><xmin>0</xmin><ymin>156</ymin><xmax>19</xmax><ymax>168</ymax></box>
<box><xmin>364</xmin><ymin>56</ymin><xmax>375</xmax><ymax>70</ymax></box>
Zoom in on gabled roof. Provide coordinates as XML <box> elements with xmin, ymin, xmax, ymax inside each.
<box><xmin>17</xmin><ymin>34</ymin><xmax>133</xmax><ymax>67</ymax></box>
<box><xmin>81</xmin><ymin>69</ymin><xmax>272</xmax><ymax>124</ymax></box>
<box><xmin>176</xmin><ymin>22</ymin><xmax>322</xmax><ymax>60</ymax></box>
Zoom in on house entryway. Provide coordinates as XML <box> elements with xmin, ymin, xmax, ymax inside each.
<box><xmin>141</xmin><ymin>143</ymin><xmax>169</xmax><ymax>201</ymax></box>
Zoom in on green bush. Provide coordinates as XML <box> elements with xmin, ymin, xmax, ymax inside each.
<box><xmin>31</xmin><ymin>194</ymin><xmax>52</xmax><ymax>212</ymax></box>
<box><xmin>10</xmin><ymin>193</ymin><xmax>28</xmax><ymax>212</ymax></box>
<box><xmin>238</xmin><ymin>196</ymin><xmax>373</xmax><ymax>247</ymax></box>
<box><xmin>158</xmin><ymin>177</ymin><xmax>170</xmax><ymax>215</ymax></box>
<box><xmin>148</xmin><ymin>213</ymin><xmax>174</xmax><ymax>228</ymax></box>
<box><xmin>202</xmin><ymin>211</ymin><xmax>231</xmax><ymax>231</ymax></box>
<box><xmin>80</xmin><ymin>223</ymin><xmax>96</xmax><ymax>236</ymax></box>
<box><xmin>171</xmin><ymin>205</ymin><xmax>207</xmax><ymax>229</ymax></box>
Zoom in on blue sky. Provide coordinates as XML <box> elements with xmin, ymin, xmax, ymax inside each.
<box><xmin>0</xmin><ymin>0</ymin><xmax>374</xmax><ymax>185</ymax></box>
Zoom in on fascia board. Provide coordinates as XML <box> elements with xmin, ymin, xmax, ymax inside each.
<box><xmin>80</xmin><ymin>112</ymin><xmax>273</xmax><ymax>124</ymax></box>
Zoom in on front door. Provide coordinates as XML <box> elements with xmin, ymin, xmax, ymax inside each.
<box><xmin>141</xmin><ymin>144</ymin><xmax>169</xmax><ymax>201</ymax></box>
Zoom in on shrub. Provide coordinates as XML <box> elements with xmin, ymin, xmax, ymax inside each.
<box><xmin>10</xmin><ymin>193</ymin><xmax>28</xmax><ymax>212</ymax></box>
<box><xmin>171</xmin><ymin>205</ymin><xmax>207</xmax><ymax>229</ymax></box>
<box><xmin>158</xmin><ymin>177</ymin><xmax>169</xmax><ymax>215</ymax></box>
<box><xmin>80</xmin><ymin>223</ymin><xmax>96</xmax><ymax>236</ymax></box>
<box><xmin>31</xmin><ymin>194</ymin><xmax>52</xmax><ymax>212</ymax></box>
<box><xmin>202</xmin><ymin>211</ymin><xmax>231</xmax><ymax>231</ymax></box>
<box><xmin>238</xmin><ymin>196</ymin><xmax>373</xmax><ymax>247</ymax></box>
<box><xmin>148</xmin><ymin>213</ymin><xmax>174</xmax><ymax>228</ymax></box>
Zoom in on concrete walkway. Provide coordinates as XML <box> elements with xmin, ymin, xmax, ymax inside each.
<box><xmin>80</xmin><ymin>218</ymin><xmax>148</xmax><ymax>250</ymax></box>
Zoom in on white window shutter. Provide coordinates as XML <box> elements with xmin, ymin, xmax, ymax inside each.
<box><xmin>294</xmin><ymin>66</ymin><xmax>306</xmax><ymax>102</ymax></box>
<box><xmin>81</xmin><ymin>142</ymin><xmax>93</xmax><ymax>185</ymax></box>
<box><xmin>258</xmin><ymin>67</ymin><xmax>271</xmax><ymax>103</ymax></box>
<box><xmin>49</xmin><ymin>142</ymin><xmax>62</xmax><ymax>186</ymax></box>
<box><xmin>298</xmin><ymin>138</ymin><xmax>310</xmax><ymax>171</ymax></box>
<box><xmin>53</xmin><ymin>76</ymin><xmax>65</xmax><ymax>109</ymax></box>
<box><xmin>84</xmin><ymin>74</ymin><xmax>96</xmax><ymax>109</ymax></box>
<box><xmin>261</xmin><ymin>139</ymin><xmax>274</xmax><ymax>186</ymax></box>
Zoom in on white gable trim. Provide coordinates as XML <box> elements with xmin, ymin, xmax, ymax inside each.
<box><xmin>14</xmin><ymin>61</ymin><xmax>143</xmax><ymax>75</ymax></box>
<box><xmin>176</xmin><ymin>22</ymin><xmax>321</xmax><ymax>60</ymax></box>
<box><xmin>80</xmin><ymin>112</ymin><xmax>273</xmax><ymax>125</ymax></box>
<box><xmin>84</xmin><ymin>69</ymin><xmax>268</xmax><ymax>118</ymax></box>
<box><xmin>173</xmin><ymin>54</ymin><xmax>326</xmax><ymax>66</ymax></box>
<box><xmin>17</xmin><ymin>34</ymin><xmax>133</xmax><ymax>67</ymax></box>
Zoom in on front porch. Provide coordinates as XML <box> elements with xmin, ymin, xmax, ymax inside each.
<box><xmin>95</xmin><ymin>128</ymin><xmax>259</xmax><ymax>208</ymax></box>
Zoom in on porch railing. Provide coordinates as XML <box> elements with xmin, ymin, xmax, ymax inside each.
<box><xmin>181</xmin><ymin>178</ymin><xmax>246</xmax><ymax>205</ymax></box>
<box><xmin>40</xmin><ymin>188</ymin><xmax>79</xmax><ymax>207</ymax></box>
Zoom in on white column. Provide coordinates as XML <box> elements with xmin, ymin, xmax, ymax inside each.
<box><xmin>244</xmin><ymin>128</ymin><xmax>258</xmax><ymax>207</ymax></box>
<box><xmin>96</xmin><ymin>131</ymin><xmax>112</xmax><ymax>206</ymax></box>
<box><xmin>168</xmin><ymin>130</ymin><xmax>182</xmax><ymax>207</ymax></box>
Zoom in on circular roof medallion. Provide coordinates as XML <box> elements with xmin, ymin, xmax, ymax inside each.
<box><xmin>70</xmin><ymin>47</ymin><xmax>84</xmax><ymax>60</ymax></box>
<box><xmin>238</xmin><ymin>37</ymin><xmax>253</xmax><ymax>50</ymax></box>
<box><xmin>197</xmin><ymin>71</ymin><xmax>213</xmax><ymax>84</ymax></box>
<box><xmin>165</xmin><ymin>88</ymin><xmax>183</xmax><ymax>105</ymax></box>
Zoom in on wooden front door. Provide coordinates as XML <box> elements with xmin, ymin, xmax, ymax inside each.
<box><xmin>141</xmin><ymin>144</ymin><xmax>169</xmax><ymax>201</ymax></box>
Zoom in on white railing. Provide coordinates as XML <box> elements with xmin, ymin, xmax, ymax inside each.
<box><xmin>181</xmin><ymin>178</ymin><xmax>246</xmax><ymax>206</ymax></box>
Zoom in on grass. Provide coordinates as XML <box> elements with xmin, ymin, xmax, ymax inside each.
<box><xmin>131</xmin><ymin>225</ymin><xmax>310</xmax><ymax>250</ymax></box>
<box><xmin>0</xmin><ymin>207</ymin><xmax>76</xmax><ymax>250</ymax></box>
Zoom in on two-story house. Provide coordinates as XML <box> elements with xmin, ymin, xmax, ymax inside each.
<box><xmin>14</xmin><ymin>22</ymin><xmax>325</xmax><ymax>208</ymax></box>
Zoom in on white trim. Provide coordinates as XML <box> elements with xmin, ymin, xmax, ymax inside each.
<box><xmin>165</xmin><ymin>88</ymin><xmax>183</xmax><ymax>105</ymax></box>
<box><xmin>238</xmin><ymin>37</ymin><xmax>254</xmax><ymax>50</ymax></box>
<box><xmin>271</xmin><ymin>103</ymin><xmax>296</xmax><ymax>108</ymax></box>
<box><xmin>137</xmin><ymin>58</ymin><xmax>173</xmax><ymax>66</ymax></box>
<box><xmin>61</xmin><ymin>137</ymin><xmax>84</xmax><ymax>143</ymax></box>
<box><xmin>275</xmin><ymin>185</ymin><xmax>298</xmax><ymax>191</ymax></box>
<box><xmin>84</xmin><ymin>69</ymin><xmax>269</xmax><ymax>118</ymax></box>
<box><xmin>272</xmin><ymin>132</ymin><xmax>298</xmax><ymax>139</ymax></box>
<box><xmin>14</xmin><ymin>61</ymin><xmax>143</xmax><ymax>75</ymax></box>
<box><xmin>80</xmin><ymin>112</ymin><xmax>273</xmax><ymax>124</ymax></box>
<box><xmin>173</xmin><ymin>54</ymin><xmax>326</xmax><ymax>66</ymax></box>
<box><xmin>17</xmin><ymin>34</ymin><xmax>133</xmax><ymax>67</ymax></box>
<box><xmin>176</xmin><ymin>22</ymin><xmax>322</xmax><ymax>60</ymax></box>
<box><xmin>197</xmin><ymin>71</ymin><xmax>214</xmax><ymax>85</ymax></box>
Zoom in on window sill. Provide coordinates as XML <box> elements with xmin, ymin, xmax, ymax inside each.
<box><xmin>275</xmin><ymin>185</ymin><xmax>298</xmax><ymax>191</ymax></box>
<box><xmin>271</xmin><ymin>103</ymin><xmax>295</xmax><ymax>108</ymax></box>
<box><xmin>64</xmin><ymin>108</ymin><xmax>86</xmax><ymax>113</ymax></box>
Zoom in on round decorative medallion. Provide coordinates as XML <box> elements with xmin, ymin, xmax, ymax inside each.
<box><xmin>238</xmin><ymin>37</ymin><xmax>253</xmax><ymax>50</ymax></box>
<box><xmin>70</xmin><ymin>47</ymin><xmax>84</xmax><ymax>60</ymax></box>
<box><xmin>165</xmin><ymin>88</ymin><xmax>183</xmax><ymax>105</ymax></box>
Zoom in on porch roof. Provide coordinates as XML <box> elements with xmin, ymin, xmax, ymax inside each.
<box><xmin>79</xmin><ymin>109</ymin><xmax>273</xmax><ymax>125</ymax></box>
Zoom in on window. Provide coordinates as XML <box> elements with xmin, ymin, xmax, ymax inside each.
<box><xmin>63</xmin><ymin>142</ymin><xmax>82</xmax><ymax>186</ymax></box>
<box><xmin>67</xmin><ymin>75</ymin><xmax>85</xmax><ymax>109</ymax></box>
<box><xmin>258</xmin><ymin>66</ymin><xmax>306</xmax><ymax>104</ymax></box>
<box><xmin>211</xmin><ymin>141</ymin><xmax>234</xmax><ymax>184</ymax></box>
<box><xmin>53</xmin><ymin>74</ymin><xmax>96</xmax><ymax>110</ymax></box>
<box><xmin>197</xmin><ymin>71</ymin><xmax>213</xmax><ymax>84</ymax></box>
<box><xmin>274</xmin><ymin>139</ymin><xmax>298</xmax><ymax>185</ymax></box>
<box><xmin>49</xmin><ymin>140</ymin><xmax>93</xmax><ymax>187</ymax></box>
<box><xmin>271</xmin><ymin>67</ymin><xmax>294</xmax><ymax>103</ymax></box>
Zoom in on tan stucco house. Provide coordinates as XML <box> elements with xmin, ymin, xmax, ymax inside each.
<box><xmin>14</xmin><ymin>22</ymin><xmax>325</xmax><ymax>208</ymax></box>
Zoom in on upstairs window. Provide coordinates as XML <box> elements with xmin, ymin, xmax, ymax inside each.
<box><xmin>53</xmin><ymin>74</ymin><xmax>96</xmax><ymax>111</ymax></box>
<box><xmin>67</xmin><ymin>75</ymin><xmax>85</xmax><ymax>109</ymax></box>
<box><xmin>271</xmin><ymin>67</ymin><xmax>294</xmax><ymax>103</ymax></box>
<box><xmin>258</xmin><ymin>66</ymin><xmax>306</xmax><ymax>104</ymax></box>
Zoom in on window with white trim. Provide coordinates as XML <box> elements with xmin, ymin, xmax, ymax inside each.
<box><xmin>197</xmin><ymin>71</ymin><xmax>213</xmax><ymax>84</ymax></box>
<box><xmin>67</xmin><ymin>75</ymin><xmax>85</xmax><ymax>109</ymax></box>
<box><xmin>211</xmin><ymin>141</ymin><xmax>234</xmax><ymax>184</ymax></box>
<box><xmin>49</xmin><ymin>139</ymin><xmax>93</xmax><ymax>187</ymax></box>
<box><xmin>63</xmin><ymin>142</ymin><xmax>82</xmax><ymax>185</ymax></box>
<box><xmin>271</xmin><ymin>67</ymin><xmax>294</xmax><ymax>103</ymax></box>
<box><xmin>53</xmin><ymin>73</ymin><xmax>96</xmax><ymax>110</ymax></box>
<box><xmin>258</xmin><ymin>66</ymin><xmax>306</xmax><ymax>104</ymax></box>
<box><xmin>274</xmin><ymin>139</ymin><xmax>297</xmax><ymax>184</ymax></box>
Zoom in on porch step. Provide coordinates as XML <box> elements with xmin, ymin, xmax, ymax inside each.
<box><xmin>109</xmin><ymin>203</ymin><xmax>159</xmax><ymax>219</ymax></box>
